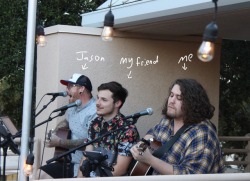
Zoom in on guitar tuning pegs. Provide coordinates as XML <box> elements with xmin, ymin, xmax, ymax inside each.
<box><xmin>140</xmin><ymin>138</ymin><xmax>150</xmax><ymax>146</ymax></box>
<box><xmin>47</xmin><ymin>129</ymin><xmax>53</xmax><ymax>141</ymax></box>
<box><xmin>148</xmin><ymin>138</ymin><xmax>154</xmax><ymax>142</ymax></box>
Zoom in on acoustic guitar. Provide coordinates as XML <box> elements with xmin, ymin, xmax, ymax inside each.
<box><xmin>48</xmin><ymin>128</ymin><xmax>71</xmax><ymax>157</ymax></box>
<box><xmin>130</xmin><ymin>138</ymin><xmax>162</xmax><ymax>176</ymax></box>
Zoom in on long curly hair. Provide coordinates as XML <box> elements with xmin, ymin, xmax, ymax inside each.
<box><xmin>162</xmin><ymin>79</ymin><xmax>215</xmax><ymax>124</ymax></box>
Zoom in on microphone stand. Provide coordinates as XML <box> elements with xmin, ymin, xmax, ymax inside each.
<box><xmin>1</xmin><ymin>138</ymin><xmax>9</xmax><ymax>181</ymax></box>
<box><xmin>13</xmin><ymin>111</ymin><xmax>66</xmax><ymax>139</ymax></box>
<box><xmin>35</xmin><ymin>95</ymin><xmax>58</xmax><ymax>118</ymax></box>
<box><xmin>34</xmin><ymin>110</ymin><xmax>68</xmax><ymax>179</ymax></box>
<box><xmin>13</xmin><ymin>96</ymin><xmax>59</xmax><ymax>138</ymax></box>
<box><xmin>45</xmin><ymin>117</ymin><xmax>139</xmax><ymax>177</ymax></box>
<box><xmin>0</xmin><ymin>124</ymin><xmax>20</xmax><ymax>181</ymax></box>
<box><xmin>33</xmin><ymin>111</ymin><xmax>66</xmax><ymax>130</ymax></box>
<box><xmin>0</xmin><ymin>96</ymin><xmax>59</xmax><ymax>180</ymax></box>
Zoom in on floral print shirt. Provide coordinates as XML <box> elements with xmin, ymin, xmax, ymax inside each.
<box><xmin>88</xmin><ymin>113</ymin><xmax>140</xmax><ymax>167</ymax></box>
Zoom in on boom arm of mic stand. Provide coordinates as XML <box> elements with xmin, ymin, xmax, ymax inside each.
<box><xmin>126</xmin><ymin>117</ymin><xmax>139</xmax><ymax>124</ymax></box>
<box><xmin>13</xmin><ymin>97</ymin><xmax>60</xmax><ymax>138</ymax></box>
<box><xmin>35</xmin><ymin>96</ymin><xmax>57</xmax><ymax>118</ymax></box>
<box><xmin>13</xmin><ymin>111</ymin><xmax>66</xmax><ymax>138</ymax></box>
<box><xmin>46</xmin><ymin>117</ymin><xmax>138</xmax><ymax>164</ymax></box>
<box><xmin>33</xmin><ymin>110</ymin><xmax>66</xmax><ymax>129</ymax></box>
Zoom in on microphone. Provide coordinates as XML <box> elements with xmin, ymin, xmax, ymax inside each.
<box><xmin>46</xmin><ymin>91</ymin><xmax>67</xmax><ymax>97</ymax></box>
<box><xmin>124</xmin><ymin>108</ymin><xmax>153</xmax><ymax>120</ymax></box>
<box><xmin>52</xmin><ymin>99</ymin><xmax>82</xmax><ymax>112</ymax></box>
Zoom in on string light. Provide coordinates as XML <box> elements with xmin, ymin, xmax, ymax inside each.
<box><xmin>101</xmin><ymin>1</ymin><xmax>114</xmax><ymax>41</ymax></box>
<box><xmin>36</xmin><ymin>25</ymin><xmax>46</xmax><ymax>46</ymax></box>
<box><xmin>197</xmin><ymin>0</ymin><xmax>218</xmax><ymax>62</ymax></box>
<box><xmin>24</xmin><ymin>153</ymin><xmax>34</xmax><ymax>176</ymax></box>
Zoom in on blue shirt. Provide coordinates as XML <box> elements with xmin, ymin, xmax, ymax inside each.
<box><xmin>66</xmin><ymin>97</ymin><xmax>97</xmax><ymax>176</ymax></box>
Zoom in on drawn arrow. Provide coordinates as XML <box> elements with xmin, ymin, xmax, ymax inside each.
<box><xmin>81</xmin><ymin>63</ymin><xmax>88</xmax><ymax>70</ymax></box>
<box><xmin>182</xmin><ymin>63</ymin><xmax>187</xmax><ymax>70</ymax></box>
<box><xmin>127</xmin><ymin>71</ymin><xmax>132</xmax><ymax>79</ymax></box>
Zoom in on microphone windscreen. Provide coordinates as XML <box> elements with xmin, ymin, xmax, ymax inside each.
<box><xmin>147</xmin><ymin>108</ymin><xmax>153</xmax><ymax>115</ymax></box>
<box><xmin>62</xmin><ymin>91</ymin><xmax>68</xmax><ymax>97</ymax></box>
<box><xmin>75</xmin><ymin>99</ymin><xmax>82</xmax><ymax>106</ymax></box>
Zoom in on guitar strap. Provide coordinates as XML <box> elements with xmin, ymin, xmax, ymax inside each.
<box><xmin>152</xmin><ymin>124</ymin><xmax>188</xmax><ymax>158</ymax></box>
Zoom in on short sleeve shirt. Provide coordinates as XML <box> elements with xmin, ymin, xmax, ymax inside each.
<box><xmin>88</xmin><ymin>114</ymin><xmax>140</xmax><ymax>167</ymax></box>
<box><xmin>66</xmin><ymin>97</ymin><xmax>97</xmax><ymax>175</ymax></box>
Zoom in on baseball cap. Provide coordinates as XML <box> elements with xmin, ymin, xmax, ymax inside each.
<box><xmin>60</xmin><ymin>73</ymin><xmax>92</xmax><ymax>92</ymax></box>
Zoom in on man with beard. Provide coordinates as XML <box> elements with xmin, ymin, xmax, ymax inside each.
<box><xmin>77</xmin><ymin>81</ymin><xmax>140</xmax><ymax>177</ymax></box>
<box><xmin>44</xmin><ymin>73</ymin><xmax>97</xmax><ymax>178</ymax></box>
<box><xmin>130</xmin><ymin>79</ymin><xmax>224</xmax><ymax>175</ymax></box>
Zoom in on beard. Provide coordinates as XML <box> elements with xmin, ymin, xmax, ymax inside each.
<box><xmin>167</xmin><ymin>106</ymin><xmax>176</xmax><ymax>118</ymax></box>
<box><xmin>167</xmin><ymin>111</ymin><xmax>175</xmax><ymax>119</ymax></box>
<box><xmin>68</xmin><ymin>92</ymin><xmax>80</xmax><ymax>103</ymax></box>
<box><xmin>167</xmin><ymin>108</ymin><xmax>184</xmax><ymax>120</ymax></box>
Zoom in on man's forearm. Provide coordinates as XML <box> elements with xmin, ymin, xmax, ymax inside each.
<box><xmin>60</xmin><ymin>138</ymin><xmax>88</xmax><ymax>149</ymax></box>
<box><xmin>148</xmin><ymin>155</ymin><xmax>174</xmax><ymax>175</ymax></box>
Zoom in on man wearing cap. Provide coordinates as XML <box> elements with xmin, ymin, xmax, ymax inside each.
<box><xmin>44</xmin><ymin>73</ymin><xmax>97</xmax><ymax>178</ymax></box>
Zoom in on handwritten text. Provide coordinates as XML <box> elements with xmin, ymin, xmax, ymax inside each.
<box><xmin>178</xmin><ymin>53</ymin><xmax>193</xmax><ymax>70</ymax></box>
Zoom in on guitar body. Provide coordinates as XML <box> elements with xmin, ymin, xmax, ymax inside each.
<box><xmin>130</xmin><ymin>139</ymin><xmax>162</xmax><ymax>176</ymax></box>
<box><xmin>130</xmin><ymin>161</ymin><xmax>152</xmax><ymax>176</ymax></box>
<box><xmin>54</xmin><ymin>128</ymin><xmax>71</xmax><ymax>157</ymax></box>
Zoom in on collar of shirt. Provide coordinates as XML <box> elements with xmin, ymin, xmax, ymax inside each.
<box><xmin>75</xmin><ymin>97</ymin><xmax>95</xmax><ymax>112</ymax></box>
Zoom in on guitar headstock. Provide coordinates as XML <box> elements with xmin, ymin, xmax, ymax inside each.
<box><xmin>136</xmin><ymin>138</ymin><xmax>162</xmax><ymax>153</ymax></box>
<box><xmin>136</xmin><ymin>138</ymin><xmax>155</xmax><ymax>152</ymax></box>
<box><xmin>47</xmin><ymin>129</ymin><xmax>54</xmax><ymax>141</ymax></box>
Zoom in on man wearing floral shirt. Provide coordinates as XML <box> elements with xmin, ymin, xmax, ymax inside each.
<box><xmin>77</xmin><ymin>81</ymin><xmax>140</xmax><ymax>177</ymax></box>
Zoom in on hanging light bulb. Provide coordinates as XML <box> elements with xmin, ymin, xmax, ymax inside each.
<box><xmin>197</xmin><ymin>0</ymin><xmax>218</xmax><ymax>62</ymax></box>
<box><xmin>36</xmin><ymin>25</ymin><xmax>46</xmax><ymax>46</ymax></box>
<box><xmin>24</xmin><ymin>153</ymin><xmax>34</xmax><ymax>176</ymax></box>
<box><xmin>101</xmin><ymin>10</ymin><xmax>114</xmax><ymax>41</ymax></box>
<box><xmin>197</xmin><ymin>21</ymin><xmax>218</xmax><ymax>62</ymax></box>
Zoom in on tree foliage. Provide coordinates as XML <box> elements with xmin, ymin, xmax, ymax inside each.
<box><xmin>37</xmin><ymin>0</ymin><xmax>105</xmax><ymax>26</ymax></box>
<box><xmin>219</xmin><ymin>40</ymin><xmax>250</xmax><ymax>167</ymax></box>
<box><xmin>219</xmin><ymin>39</ymin><xmax>250</xmax><ymax>137</ymax></box>
<box><xmin>0</xmin><ymin>0</ymin><xmax>105</xmax><ymax>129</ymax></box>
<box><xmin>0</xmin><ymin>1</ymin><xmax>28</xmax><ymax>128</ymax></box>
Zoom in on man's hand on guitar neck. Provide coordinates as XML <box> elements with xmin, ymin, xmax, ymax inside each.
<box><xmin>130</xmin><ymin>144</ymin><xmax>153</xmax><ymax>164</ymax></box>
<box><xmin>130</xmin><ymin>135</ymin><xmax>174</xmax><ymax>175</ymax></box>
<box><xmin>130</xmin><ymin>137</ymin><xmax>154</xmax><ymax>164</ymax></box>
